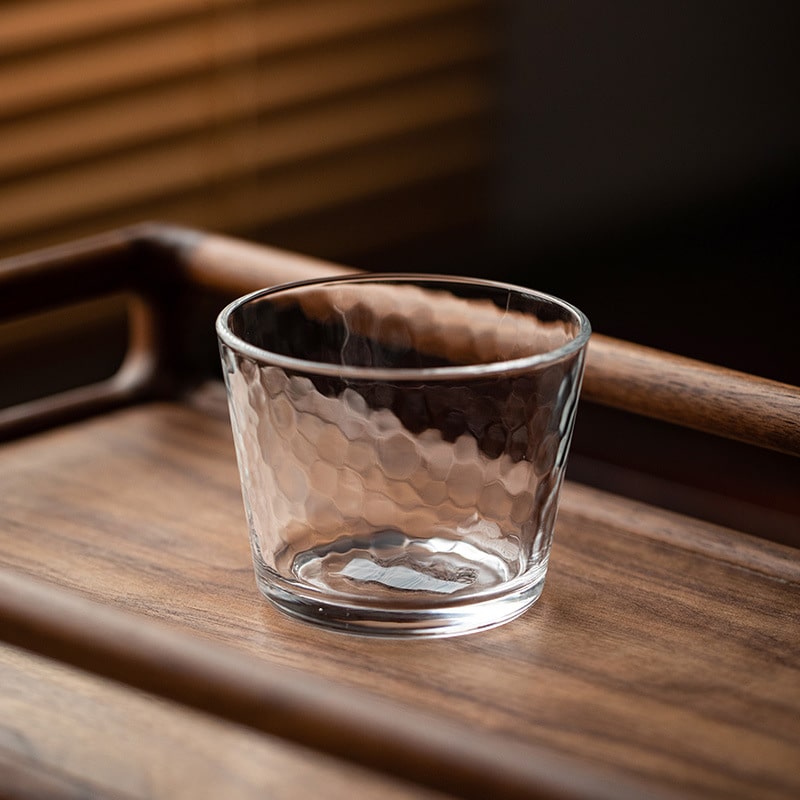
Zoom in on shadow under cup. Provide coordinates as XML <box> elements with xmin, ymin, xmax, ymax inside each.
<box><xmin>216</xmin><ymin>275</ymin><xmax>591</xmax><ymax>637</ymax></box>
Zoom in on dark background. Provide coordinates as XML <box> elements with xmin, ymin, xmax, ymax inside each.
<box><xmin>357</xmin><ymin>1</ymin><xmax>800</xmax><ymax>386</ymax></box>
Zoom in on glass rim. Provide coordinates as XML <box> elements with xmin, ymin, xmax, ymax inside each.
<box><xmin>215</xmin><ymin>272</ymin><xmax>592</xmax><ymax>381</ymax></box>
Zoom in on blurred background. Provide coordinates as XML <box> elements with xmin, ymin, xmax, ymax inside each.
<box><xmin>2</xmin><ymin>0</ymin><xmax>799</xmax><ymax>539</ymax></box>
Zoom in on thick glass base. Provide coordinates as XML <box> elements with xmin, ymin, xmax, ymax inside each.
<box><xmin>253</xmin><ymin>534</ymin><xmax>547</xmax><ymax>637</ymax></box>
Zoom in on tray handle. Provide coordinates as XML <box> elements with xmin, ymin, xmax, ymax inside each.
<box><xmin>581</xmin><ymin>334</ymin><xmax>800</xmax><ymax>458</ymax></box>
<box><xmin>0</xmin><ymin>567</ymin><xmax>671</xmax><ymax>800</ymax></box>
<box><xmin>0</xmin><ymin>226</ymin><xmax>166</xmax><ymax>440</ymax></box>
<box><xmin>183</xmin><ymin>229</ymin><xmax>800</xmax><ymax>458</ymax></box>
<box><xmin>1</xmin><ymin>223</ymin><xmax>799</xmax><ymax>457</ymax></box>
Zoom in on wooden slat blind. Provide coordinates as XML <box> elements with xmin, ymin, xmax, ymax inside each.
<box><xmin>0</xmin><ymin>0</ymin><xmax>493</xmax><ymax>259</ymax></box>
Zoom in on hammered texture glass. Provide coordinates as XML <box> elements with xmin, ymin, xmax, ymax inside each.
<box><xmin>217</xmin><ymin>275</ymin><xmax>590</xmax><ymax>636</ymax></box>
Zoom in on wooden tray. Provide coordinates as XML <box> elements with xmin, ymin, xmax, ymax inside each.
<box><xmin>1</xmin><ymin>224</ymin><xmax>799</xmax><ymax>800</ymax></box>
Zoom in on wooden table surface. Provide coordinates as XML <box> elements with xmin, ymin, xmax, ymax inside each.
<box><xmin>0</xmin><ymin>643</ymin><xmax>450</xmax><ymax>800</ymax></box>
<box><xmin>2</xmin><ymin>225</ymin><xmax>799</xmax><ymax>799</ymax></box>
<box><xmin>1</xmin><ymin>382</ymin><xmax>798</xmax><ymax>800</ymax></box>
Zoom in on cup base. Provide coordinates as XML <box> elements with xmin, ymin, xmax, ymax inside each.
<box><xmin>252</xmin><ymin>550</ymin><xmax>546</xmax><ymax>638</ymax></box>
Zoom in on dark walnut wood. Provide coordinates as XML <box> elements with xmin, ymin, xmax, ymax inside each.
<box><xmin>0</xmin><ymin>388</ymin><xmax>798</xmax><ymax>799</ymax></box>
<box><xmin>0</xmin><ymin>643</ymin><xmax>451</xmax><ymax>800</ymax></box>
<box><xmin>1</xmin><ymin>224</ymin><xmax>799</xmax><ymax>799</ymax></box>
<box><xmin>1</xmin><ymin>223</ymin><xmax>799</xmax><ymax>456</ymax></box>
<box><xmin>581</xmin><ymin>335</ymin><xmax>800</xmax><ymax>457</ymax></box>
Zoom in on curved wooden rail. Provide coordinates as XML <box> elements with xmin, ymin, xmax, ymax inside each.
<box><xmin>1</xmin><ymin>223</ymin><xmax>797</xmax><ymax>800</ymax></box>
<box><xmin>184</xmin><ymin>227</ymin><xmax>800</xmax><ymax>458</ymax></box>
<box><xmin>0</xmin><ymin>568</ymin><xmax>670</xmax><ymax>800</ymax></box>
<box><xmin>582</xmin><ymin>334</ymin><xmax>800</xmax><ymax>458</ymax></box>
<box><xmin>1</xmin><ymin>221</ymin><xmax>799</xmax><ymax>457</ymax></box>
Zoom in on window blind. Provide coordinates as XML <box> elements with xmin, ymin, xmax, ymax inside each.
<box><xmin>0</xmin><ymin>0</ymin><xmax>493</xmax><ymax>259</ymax></box>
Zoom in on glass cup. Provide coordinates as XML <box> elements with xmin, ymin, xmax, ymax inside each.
<box><xmin>216</xmin><ymin>274</ymin><xmax>590</xmax><ymax>637</ymax></box>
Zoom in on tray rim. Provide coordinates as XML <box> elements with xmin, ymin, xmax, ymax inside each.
<box><xmin>2</xmin><ymin>223</ymin><xmax>799</xmax><ymax>799</ymax></box>
<box><xmin>2</xmin><ymin>221</ymin><xmax>799</xmax><ymax>454</ymax></box>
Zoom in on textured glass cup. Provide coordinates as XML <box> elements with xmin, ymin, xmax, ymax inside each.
<box><xmin>216</xmin><ymin>274</ymin><xmax>590</xmax><ymax>637</ymax></box>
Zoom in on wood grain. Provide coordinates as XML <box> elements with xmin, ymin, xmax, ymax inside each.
<box><xmin>4</xmin><ymin>225</ymin><xmax>798</xmax><ymax>458</ymax></box>
<box><xmin>1</xmin><ymin>388</ymin><xmax>798</xmax><ymax>799</ymax></box>
<box><xmin>582</xmin><ymin>334</ymin><xmax>800</xmax><ymax>457</ymax></box>
<box><xmin>186</xmin><ymin>228</ymin><xmax>800</xmax><ymax>457</ymax></box>
<box><xmin>0</xmin><ymin>644</ymin><xmax>452</xmax><ymax>800</ymax></box>
<box><xmin>0</xmin><ymin>569</ymin><xmax>661</xmax><ymax>800</ymax></box>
